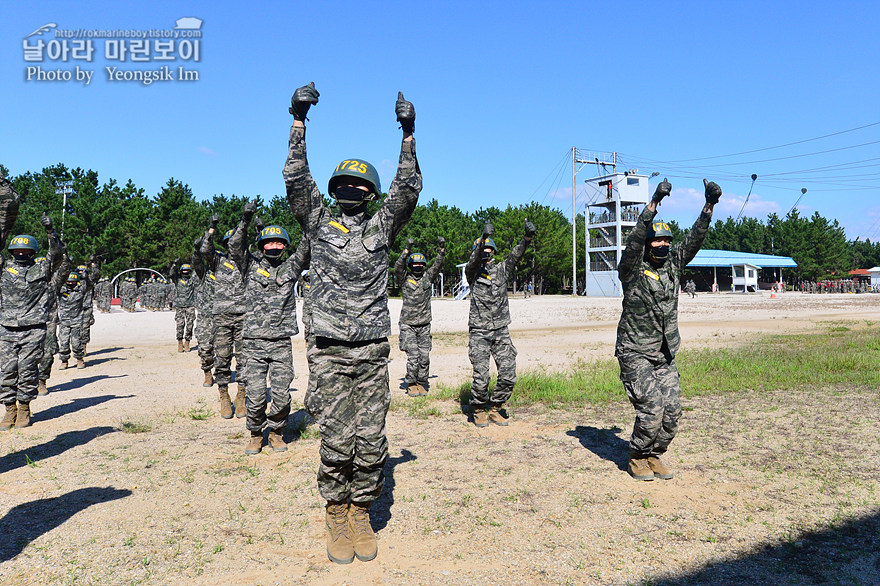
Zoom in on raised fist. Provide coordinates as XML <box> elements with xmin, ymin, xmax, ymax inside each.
<box><xmin>290</xmin><ymin>82</ymin><xmax>319</xmax><ymax>121</ymax></box>
<box><xmin>40</xmin><ymin>212</ymin><xmax>53</xmax><ymax>231</ymax></box>
<box><xmin>406</xmin><ymin>238</ymin><xmax>414</xmax><ymax>250</ymax></box>
<box><xmin>524</xmin><ymin>219</ymin><xmax>537</xmax><ymax>238</ymax></box>
<box><xmin>210</xmin><ymin>213</ymin><xmax>220</xmax><ymax>227</ymax></box>
<box><xmin>652</xmin><ymin>178</ymin><xmax>672</xmax><ymax>203</ymax></box>
<box><xmin>438</xmin><ymin>236</ymin><xmax>446</xmax><ymax>248</ymax></box>
<box><xmin>243</xmin><ymin>200</ymin><xmax>257</xmax><ymax>222</ymax></box>
<box><xmin>704</xmin><ymin>179</ymin><xmax>722</xmax><ymax>205</ymax></box>
<box><xmin>254</xmin><ymin>216</ymin><xmax>265</xmax><ymax>234</ymax></box>
<box><xmin>395</xmin><ymin>91</ymin><xmax>415</xmax><ymax>134</ymax></box>
<box><xmin>483</xmin><ymin>222</ymin><xmax>494</xmax><ymax>238</ymax></box>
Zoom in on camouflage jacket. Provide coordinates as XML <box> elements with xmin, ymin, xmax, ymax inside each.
<box><xmin>43</xmin><ymin>255</ymin><xmax>73</xmax><ymax>326</ymax></box>
<box><xmin>191</xmin><ymin>247</ymin><xmax>215</xmax><ymax>317</ymax></box>
<box><xmin>58</xmin><ymin>271</ymin><xmax>94</xmax><ymax>326</ymax></box>
<box><xmin>80</xmin><ymin>266</ymin><xmax>99</xmax><ymax>315</ymax></box>
<box><xmin>615</xmin><ymin>206</ymin><xmax>712</xmax><ymax>360</ymax></box>
<box><xmin>300</xmin><ymin>273</ymin><xmax>312</xmax><ymax>338</ymax></box>
<box><xmin>465</xmin><ymin>237</ymin><xmax>528</xmax><ymax>331</ymax></box>
<box><xmin>200</xmin><ymin>227</ymin><xmax>246</xmax><ymax>316</ymax></box>
<box><xmin>229</xmin><ymin>220</ymin><xmax>309</xmax><ymax>340</ymax></box>
<box><xmin>170</xmin><ymin>264</ymin><xmax>196</xmax><ymax>308</ymax></box>
<box><xmin>120</xmin><ymin>279</ymin><xmax>137</xmax><ymax>299</ymax></box>
<box><xmin>0</xmin><ymin>233</ymin><xmax>63</xmax><ymax>328</ymax></box>
<box><xmin>394</xmin><ymin>248</ymin><xmax>444</xmax><ymax>327</ymax></box>
<box><xmin>284</xmin><ymin>124</ymin><xmax>422</xmax><ymax>342</ymax></box>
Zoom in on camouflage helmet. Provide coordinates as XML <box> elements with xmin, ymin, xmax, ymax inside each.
<box><xmin>222</xmin><ymin>228</ymin><xmax>234</xmax><ymax>244</ymax></box>
<box><xmin>180</xmin><ymin>263</ymin><xmax>192</xmax><ymax>273</ymax></box>
<box><xmin>76</xmin><ymin>264</ymin><xmax>87</xmax><ymax>273</ymax></box>
<box><xmin>646</xmin><ymin>221</ymin><xmax>673</xmax><ymax>240</ymax></box>
<box><xmin>34</xmin><ymin>256</ymin><xmax>47</xmax><ymax>263</ymax></box>
<box><xmin>328</xmin><ymin>159</ymin><xmax>381</xmax><ymax>198</ymax></box>
<box><xmin>8</xmin><ymin>235</ymin><xmax>38</xmax><ymax>253</ymax></box>
<box><xmin>472</xmin><ymin>237</ymin><xmax>497</xmax><ymax>251</ymax></box>
<box><xmin>256</xmin><ymin>225</ymin><xmax>290</xmax><ymax>248</ymax></box>
<box><xmin>66</xmin><ymin>272</ymin><xmax>80</xmax><ymax>283</ymax></box>
<box><xmin>407</xmin><ymin>252</ymin><xmax>427</xmax><ymax>269</ymax></box>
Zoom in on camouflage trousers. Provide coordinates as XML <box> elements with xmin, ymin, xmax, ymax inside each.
<box><xmin>0</xmin><ymin>324</ymin><xmax>46</xmax><ymax>404</ymax></box>
<box><xmin>38</xmin><ymin>322</ymin><xmax>59</xmax><ymax>381</ymax></box>
<box><xmin>98</xmin><ymin>298</ymin><xmax>111</xmax><ymax>312</ymax></box>
<box><xmin>468</xmin><ymin>327</ymin><xmax>517</xmax><ymax>409</ymax></box>
<box><xmin>59</xmin><ymin>322</ymin><xmax>84</xmax><ymax>362</ymax></box>
<box><xmin>81</xmin><ymin>309</ymin><xmax>94</xmax><ymax>346</ymax></box>
<box><xmin>175</xmin><ymin>307</ymin><xmax>195</xmax><ymax>341</ymax></box>
<box><xmin>399</xmin><ymin>323</ymin><xmax>432</xmax><ymax>388</ymax></box>
<box><xmin>213</xmin><ymin>312</ymin><xmax>246</xmax><ymax>387</ymax></box>
<box><xmin>618</xmin><ymin>353</ymin><xmax>682</xmax><ymax>457</ymax></box>
<box><xmin>305</xmin><ymin>338</ymin><xmax>391</xmax><ymax>503</ymax></box>
<box><xmin>242</xmin><ymin>336</ymin><xmax>292</xmax><ymax>433</ymax></box>
<box><xmin>122</xmin><ymin>295</ymin><xmax>136</xmax><ymax>311</ymax></box>
<box><xmin>195</xmin><ymin>311</ymin><xmax>215</xmax><ymax>373</ymax></box>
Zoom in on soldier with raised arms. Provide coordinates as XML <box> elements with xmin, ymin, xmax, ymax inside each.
<box><xmin>284</xmin><ymin>82</ymin><xmax>421</xmax><ymax>565</ymax></box>
<box><xmin>616</xmin><ymin>178</ymin><xmax>720</xmax><ymax>481</ymax></box>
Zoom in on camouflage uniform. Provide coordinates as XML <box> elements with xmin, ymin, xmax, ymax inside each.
<box><xmin>95</xmin><ymin>277</ymin><xmax>112</xmax><ymax>312</ymax></box>
<box><xmin>38</xmin><ymin>257</ymin><xmax>72</xmax><ymax>384</ymax></box>
<box><xmin>229</xmin><ymin>221</ymin><xmax>309</xmax><ymax>434</ymax></box>
<box><xmin>79</xmin><ymin>266</ymin><xmax>98</xmax><ymax>348</ymax></box>
<box><xmin>394</xmin><ymin>248</ymin><xmax>444</xmax><ymax>391</ymax></box>
<box><xmin>120</xmin><ymin>277</ymin><xmax>137</xmax><ymax>311</ymax></box>
<box><xmin>58</xmin><ymin>271</ymin><xmax>94</xmax><ymax>363</ymax></box>
<box><xmin>192</xmin><ymin>246</ymin><xmax>216</xmax><ymax>375</ymax></box>
<box><xmin>200</xmin><ymin>228</ymin><xmax>248</xmax><ymax>390</ymax></box>
<box><xmin>465</xmin><ymin>237</ymin><xmax>529</xmax><ymax>410</ymax></box>
<box><xmin>0</xmin><ymin>235</ymin><xmax>64</xmax><ymax>406</ymax></box>
<box><xmin>285</xmin><ymin>122</ymin><xmax>421</xmax><ymax>502</ymax></box>
<box><xmin>616</xmin><ymin>205</ymin><xmax>712</xmax><ymax>458</ymax></box>
<box><xmin>170</xmin><ymin>264</ymin><xmax>196</xmax><ymax>342</ymax></box>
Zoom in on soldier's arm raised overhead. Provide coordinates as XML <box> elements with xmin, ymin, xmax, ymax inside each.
<box><xmin>43</xmin><ymin>213</ymin><xmax>63</xmax><ymax>273</ymax></box>
<box><xmin>676</xmin><ymin>179</ymin><xmax>720</xmax><ymax>267</ymax></box>
<box><xmin>618</xmin><ymin>178</ymin><xmax>670</xmax><ymax>282</ymax></box>
<box><xmin>228</xmin><ymin>201</ymin><xmax>254</xmax><ymax>275</ymax></box>
<box><xmin>283</xmin><ymin>82</ymin><xmax>323</xmax><ymax>234</ymax></box>
<box><xmin>466</xmin><ymin>223</ymin><xmax>492</xmax><ymax>285</ymax></box>
<box><xmin>394</xmin><ymin>239</ymin><xmax>411</xmax><ymax>285</ymax></box>
<box><xmin>425</xmin><ymin>237</ymin><xmax>446</xmax><ymax>283</ymax></box>
<box><xmin>191</xmin><ymin>237</ymin><xmax>207</xmax><ymax>280</ymax></box>
<box><xmin>384</xmin><ymin>92</ymin><xmax>422</xmax><ymax>242</ymax></box>
<box><xmin>0</xmin><ymin>176</ymin><xmax>21</xmax><ymax>244</ymax></box>
<box><xmin>200</xmin><ymin>214</ymin><xmax>220</xmax><ymax>271</ymax></box>
<box><xmin>500</xmin><ymin>220</ymin><xmax>535</xmax><ymax>281</ymax></box>
<box><xmin>287</xmin><ymin>235</ymin><xmax>311</xmax><ymax>277</ymax></box>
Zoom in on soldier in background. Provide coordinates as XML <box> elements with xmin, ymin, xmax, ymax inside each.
<box><xmin>77</xmin><ymin>261</ymin><xmax>99</xmax><ymax>356</ymax></box>
<box><xmin>37</xmin><ymin>249</ymin><xmax>73</xmax><ymax>396</ymax></box>
<box><xmin>201</xmin><ymin>217</ymin><xmax>249</xmax><ymax>419</ymax></box>
<box><xmin>685</xmin><ymin>279</ymin><xmax>696</xmax><ymax>298</ymax></box>
<box><xmin>192</xmin><ymin>236</ymin><xmax>216</xmax><ymax>392</ymax></box>
<box><xmin>285</xmin><ymin>83</ymin><xmax>421</xmax><ymax>565</ymax></box>
<box><xmin>170</xmin><ymin>259</ymin><xmax>196</xmax><ymax>352</ymax></box>
<box><xmin>120</xmin><ymin>275</ymin><xmax>137</xmax><ymax>311</ymax></box>
<box><xmin>394</xmin><ymin>236</ymin><xmax>445</xmax><ymax>396</ymax></box>
<box><xmin>0</xmin><ymin>178</ymin><xmax>64</xmax><ymax>430</ymax></box>
<box><xmin>95</xmin><ymin>273</ymin><xmax>112</xmax><ymax>313</ymax></box>
<box><xmin>228</xmin><ymin>204</ymin><xmax>308</xmax><ymax>452</ymax></box>
<box><xmin>615</xmin><ymin>178</ymin><xmax>720</xmax><ymax>482</ymax></box>
<box><xmin>465</xmin><ymin>220</ymin><xmax>534</xmax><ymax>427</ymax></box>
<box><xmin>58</xmin><ymin>266</ymin><xmax>95</xmax><ymax>370</ymax></box>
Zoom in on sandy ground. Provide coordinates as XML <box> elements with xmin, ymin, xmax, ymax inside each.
<box><xmin>1</xmin><ymin>292</ymin><xmax>879</xmax><ymax>585</ymax></box>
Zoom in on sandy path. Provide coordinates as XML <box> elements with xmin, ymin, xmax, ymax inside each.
<box><xmin>1</xmin><ymin>292</ymin><xmax>878</xmax><ymax>585</ymax></box>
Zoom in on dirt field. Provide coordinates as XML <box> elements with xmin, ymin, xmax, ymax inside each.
<box><xmin>1</xmin><ymin>292</ymin><xmax>879</xmax><ymax>585</ymax></box>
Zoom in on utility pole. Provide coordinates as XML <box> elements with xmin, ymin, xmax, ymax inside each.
<box><xmin>55</xmin><ymin>180</ymin><xmax>74</xmax><ymax>240</ymax></box>
<box><xmin>571</xmin><ymin>148</ymin><xmax>592</xmax><ymax>295</ymax></box>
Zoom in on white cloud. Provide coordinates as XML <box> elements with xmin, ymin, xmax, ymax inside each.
<box><xmin>198</xmin><ymin>146</ymin><xmax>215</xmax><ymax>156</ymax></box>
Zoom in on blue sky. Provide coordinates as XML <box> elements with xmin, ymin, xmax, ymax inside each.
<box><xmin>3</xmin><ymin>1</ymin><xmax>880</xmax><ymax>240</ymax></box>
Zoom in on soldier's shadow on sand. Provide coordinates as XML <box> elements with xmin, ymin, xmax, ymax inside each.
<box><xmin>281</xmin><ymin>408</ymin><xmax>313</xmax><ymax>444</ymax></box>
<box><xmin>0</xmin><ymin>486</ymin><xmax>132</xmax><ymax>562</ymax></box>
<box><xmin>83</xmin><ymin>346</ymin><xmax>129</xmax><ymax>357</ymax></box>
<box><xmin>0</xmin><ymin>426</ymin><xmax>116</xmax><ymax>474</ymax></box>
<box><xmin>32</xmin><ymin>394</ymin><xmax>135</xmax><ymax>424</ymax></box>
<box><xmin>49</xmin><ymin>375</ymin><xmax>127</xmax><ymax>394</ymax></box>
<box><xmin>372</xmin><ymin>448</ymin><xmax>417</xmax><ymax>532</ymax></box>
<box><xmin>81</xmin><ymin>356</ymin><xmax>123</xmax><ymax>367</ymax></box>
<box><xmin>566</xmin><ymin>425</ymin><xmax>629</xmax><ymax>472</ymax></box>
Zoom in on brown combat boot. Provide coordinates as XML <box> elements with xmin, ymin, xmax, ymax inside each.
<box><xmin>202</xmin><ymin>370</ymin><xmax>213</xmax><ymax>387</ymax></box>
<box><xmin>473</xmin><ymin>408</ymin><xmax>489</xmax><ymax>428</ymax></box>
<box><xmin>488</xmin><ymin>404</ymin><xmax>509</xmax><ymax>426</ymax></box>
<box><xmin>628</xmin><ymin>456</ymin><xmax>654</xmax><ymax>481</ymax></box>
<box><xmin>184</xmin><ymin>339</ymin><xmax>190</xmax><ymax>352</ymax></box>
<box><xmin>348</xmin><ymin>502</ymin><xmax>378</xmax><ymax>562</ymax></box>
<box><xmin>76</xmin><ymin>358</ymin><xmax>85</xmax><ymax>369</ymax></box>
<box><xmin>37</xmin><ymin>380</ymin><xmax>48</xmax><ymax>396</ymax></box>
<box><xmin>646</xmin><ymin>455</ymin><xmax>674</xmax><ymax>480</ymax></box>
<box><xmin>325</xmin><ymin>501</ymin><xmax>354</xmax><ymax>564</ymax></box>
<box><xmin>15</xmin><ymin>402</ymin><xmax>31</xmax><ymax>429</ymax></box>
<box><xmin>406</xmin><ymin>383</ymin><xmax>427</xmax><ymax>397</ymax></box>
<box><xmin>268</xmin><ymin>430</ymin><xmax>287</xmax><ymax>452</ymax></box>
<box><xmin>245</xmin><ymin>431</ymin><xmax>262</xmax><ymax>455</ymax></box>
<box><xmin>177</xmin><ymin>340</ymin><xmax>184</xmax><ymax>353</ymax></box>
<box><xmin>1</xmin><ymin>404</ymin><xmax>17</xmax><ymax>431</ymax></box>
<box><xmin>234</xmin><ymin>387</ymin><xmax>246</xmax><ymax>418</ymax></box>
<box><xmin>218</xmin><ymin>386</ymin><xmax>233</xmax><ymax>419</ymax></box>
<box><xmin>60</xmin><ymin>360</ymin><xmax>69</xmax><ymax>370</ymax></box>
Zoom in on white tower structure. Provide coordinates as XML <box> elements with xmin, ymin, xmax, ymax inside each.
<box><xmin>584</xmin><ymin>170</ymin><xmax>650</xmax><ymax>297</ymax></box>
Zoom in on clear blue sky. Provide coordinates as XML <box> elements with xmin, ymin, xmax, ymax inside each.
<box><xmin>3</xmin><ymin>1</ymin><xmax>880</xmax><ymax>240</ymax></box>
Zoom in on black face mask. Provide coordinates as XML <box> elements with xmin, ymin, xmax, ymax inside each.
<box><xmin>481</xmin><ymin>251</ymin><xmax>493</xmax><ymax>262</ymax></box>
<box><xmin>334</xmin><ymin>185</ymin><xmax>368</xmax><ymax>212</ymax></box>
<box><xmin>264</xmin><ymin>247</ymin><xmax>285</xmax><ymax>262</ymax></box>
<box><xmin>12</xmin><ymin>251</ymin><xmax>34</xmax><ymax>265</ymax></box>
<box><xmin>411</xmin><ymin>267</ymin><xmax>425</xmax><ymax>277</ymax></box>
<box><xmin>647</xmin><ymin>245</ymin><xmax>670</xmax><ymax>265</ymax></box>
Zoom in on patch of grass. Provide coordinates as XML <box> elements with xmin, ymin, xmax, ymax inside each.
<box><xmin>120</xmin><ymin>419</ymin><xmax>151</xmax><ymax>434</ymax></box>
<box><xmin>187</xmin><ymin>400</ymin><xmax>213</xmax><ymax>421</ymax></box>
<box><xmin>431</xmin><ymin>326</ymin><xmax>880</xmax><ymax>408</ymax></box>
